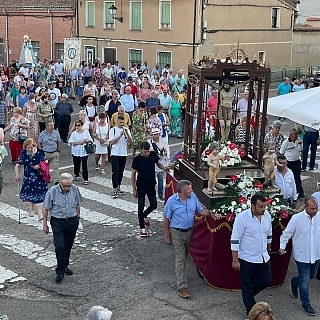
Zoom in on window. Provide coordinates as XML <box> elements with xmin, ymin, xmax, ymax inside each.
<box><xmin>258</xmin><ymin>51</ymin><xmax>266</xmax><ymax>64</ymax></box>
<box><xmin>56</xmin><ymin>43</ymin><xmax>64</xmax><ymax>60</ymax></box>
<box><xmin>129</xmin><ymin>49</ymin><xmax>142</xmax><ymax>67</ymax></box>
<box><xmin>86</xmin><ymin>1</ymin><xmax>95</xmax><ymax>27</ymax></box>
<box><xmin>130</xmin><ymin>1</ymin><xmax>142</xmax><ymax>30</ymax></box>
<box><xmin>32</xmin><ymin>41</ymin><xmax>40</xmax><ymax>59</ymax></box>
<box><xmin>157</xmin><ymin>51</ymin><xmax>171</xmax><ymax>72</ymax></box>
<box><xmin>160</xmin><ymin>1</ymin><xmax>171</xmax><ymax>29</ymax></box>
<box><xmin>271</xmin><ymin>8</ymin><xmax>280</xmax><ymax>28</ymax></box>
<box><xmin>104</xmin><ymin>1</ymin><xmax>115</xmax><ymax>29</ymax></box>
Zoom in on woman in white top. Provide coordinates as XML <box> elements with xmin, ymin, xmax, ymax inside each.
<box><xmin>69</xmin><ymin>110</ymin><xmax>93</xmax><ymax>134</ymax></box>
<box><xmin>68</xmin><ymin>119</ymin><xmax>93</xmax><ymax>185</ymax></box>
<box><xmin>93</xmin><ymin>113</ymin><xmax>109</xmax><ymax>174</ymax></box>
<box><xmin>84</xmin><ymin>96</ymin><xmax>96</xmax><ymax>127</ymax></box>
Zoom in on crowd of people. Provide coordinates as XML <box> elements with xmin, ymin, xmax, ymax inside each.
<box><xmin>0</xmin><ymin>58</ymin><xmax>320</xmax><ymax>320</ymax></box>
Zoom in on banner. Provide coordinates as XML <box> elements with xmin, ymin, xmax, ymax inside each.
<box><xmin>63</xmin><ymin>38</ymin><xmax>81</xmax><ymax>70</ymax></box>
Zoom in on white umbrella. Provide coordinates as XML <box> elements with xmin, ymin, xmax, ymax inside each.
<box><xmin>264</xmin><ymin>87</ymin><xmax>320</xmax><ymax>129</ymax></box>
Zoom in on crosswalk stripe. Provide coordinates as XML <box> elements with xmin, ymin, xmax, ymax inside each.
<box><xmin>89</xmin><ymin>176</ymin><xmax>132</xmax><ymax>193</ymax></box>
<box><xmin>77</xmin><ymin>186</ymin><xmax>164</xmax><ymax>221</ymax></box>
<box><xmin>0</xmin><ymin>234</ymin><xmax>56</xmax><ymax>268</ymax></box>
<box><xmin>0</xmin><ymin>265</ymin><xmax>27</xmax><ymax>289</ymax></box>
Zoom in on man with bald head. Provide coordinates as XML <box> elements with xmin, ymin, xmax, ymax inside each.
<box><xmin>111</xmin><ymin>105</ymin><xmax>131</xmax><ymax>128</ymax></box>
<box><xmin>279</xmin><ymin>196</ymin><xmax>320</xmax><ymax>316</ymax></box>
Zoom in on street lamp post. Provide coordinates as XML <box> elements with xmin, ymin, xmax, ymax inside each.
<box><xmin>109</xmin><ymin>3</ymin><xmax>123</xmax><ymax>23</ymax></box>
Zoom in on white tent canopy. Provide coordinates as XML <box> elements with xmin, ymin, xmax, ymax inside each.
<box><xmin>264</xmin><ymin>87</ymin><xmax>320</xmax><ymax>129</ymax></box>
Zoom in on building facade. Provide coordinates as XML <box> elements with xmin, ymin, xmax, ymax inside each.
<box><xmin>292</xmin><ymin>0</ymin><xmax>320</xmax><ymax>68</ymax></box>
<box><xmin>0</xmin><ymin>0</ymin><xmax>75</xmax><ymax>65</ymax></box>
<box><xmin>77</xmin><ymin>0</ymin><xmax>296</xmax><ymax>72</ymax></box>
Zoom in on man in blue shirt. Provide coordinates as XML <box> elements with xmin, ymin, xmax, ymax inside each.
<box><xmin>164</xmin><ymin>180</ymin><xmax>220</xmax><ymax>298</ymax></box>
<box><xmin>276</xmin><ymin>77</ymin><xmax>291</xmax><ymax>95</ymax></box>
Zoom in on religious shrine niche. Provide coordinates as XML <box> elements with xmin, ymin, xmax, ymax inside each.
<box><xmin>174</xmin><ymin>48</ymin><xmax>271</xmax><ymax>208</ymax></box>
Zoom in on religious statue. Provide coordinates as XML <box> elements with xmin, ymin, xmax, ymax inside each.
<box><xmin>206</xmin><ymin>141</ymin><xmax>226</xmax><ymax>193</ymax></box>
<box><xmin>263</xmin><ymin>142</ymin><xmax>279</xmax><ymax>188</ymax></box>
<box><xmin>206</xmin><ymin>78</ymin><xmax>251</xmax><ymax>143</ymax></box>
<box><xmin>19</xmin><ymin>35</ymin><xmax>36</xmax><ymax>68</ymax></box>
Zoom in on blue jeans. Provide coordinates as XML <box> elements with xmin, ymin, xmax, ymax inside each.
<box><xmin>291</xmin><ymin>259</ymin><xmax>320</xmax><ymax>305</ymax></box>
<box><xmin>302</xmin><ymin>132</ymin><xmax>319</xmax><ymax>170</ymax></box>
<box><xmin>65</xmin><ymin>86</ymin><xmax>71</xmax><ymax>99</ymax></box>
<box><xmin>156</xmin><ymin>171</ymin><xmax>164</xmax><ymax>199</ymax></box>
<box><xmin>239</xmin><ymin>259</ymin><xmax>271</xmax><ymax>313</ymax></box>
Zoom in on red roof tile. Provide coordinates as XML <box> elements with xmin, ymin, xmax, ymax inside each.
<box><xmin>0</xmin><ymin>0</ymin><xmax>74</xmax><ymax>9</ymax></box>
<box><xmin>307</xmin><ymin>17</ymin><xmax>320</xmax><ymax>21</ymax></box>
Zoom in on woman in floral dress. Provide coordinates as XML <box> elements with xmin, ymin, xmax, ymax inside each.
<box><xmin>23</xmin><ymin>93</ymin><xmax>39</xmax><ymax>142</ymax></box>
<box><xmin>93</xmin><ymin>62</ymin><xmax>103</xmax><ymax>93</ymax></box>
<box><xmin>15</xmin><ymin>138</ymin><xmax>48</xmax><ymax>220</ymax></box>
<box><xmin>131</xmin><ymin>102</ymin><xmax>148</xmax><ymax>156</ymax></box>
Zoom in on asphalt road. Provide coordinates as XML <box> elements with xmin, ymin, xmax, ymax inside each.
<box><xmin>1</xmin><ymin>90</ymin><xmax>320</xmax><ymax>320</ymax></box>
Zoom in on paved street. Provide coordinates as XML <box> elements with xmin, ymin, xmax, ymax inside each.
<box><xmin>1</xmin><ymin>93</ymin><xmax>320</xmax><ymax>320</ymax></box>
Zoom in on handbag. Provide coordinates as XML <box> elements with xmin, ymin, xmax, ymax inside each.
<box><xmin>18</xmin><ymin>135</ymin><xmax>28</xmax><ymax>144</ymax></box>
<box><xmin>98</xmin><ymin>125</ymin><xmax>109</xmax><ymax>146</ymax></box>
<box><xmin>84</xmin><ymin>142</ymin><xmax>96</xmax><ymax>154</ymax></box>
<box><xmin>17</xmin><ymin>119</ymin><xmax>29</xmax><ymax>144</ymax></box>
<box><xmin>39</xmin><ymin>160</ymin><xmax>51</xmax><ymax>183</ymax></box>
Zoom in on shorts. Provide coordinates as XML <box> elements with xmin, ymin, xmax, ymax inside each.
<box><xmin>218</xmin><ymin>105</ymin><xmax>232</xmax><ymax>121</ymax></box>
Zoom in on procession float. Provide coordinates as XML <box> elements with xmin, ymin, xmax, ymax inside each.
<box><xmin>165</xmin><ymin>49</ymin><xmax>292</xmax><ymax>290</ymax></box>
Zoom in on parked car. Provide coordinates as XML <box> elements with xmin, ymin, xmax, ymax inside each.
<box><xmin>312</xmin><ymin>67</ymin><xmax>320</xmax><ymax>87</ymax></box>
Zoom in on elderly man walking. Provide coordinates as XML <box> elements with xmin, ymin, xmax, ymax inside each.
<box><xmin>43</xmin><ymin>173</ymin><xmax>82</xmax><ymax>283</ymax></box>
<box><xmin>38</xmin><ymin>120</ymin><xmax>61</xmax><ymax>185</ymax></box>
<box><xmin>164</xmin><ymin>180</ymin><xmax>220</xmax><ymax>298</ymax></box>
<box><xmin>55</xmin><ymin>94</ymin><xmax>73</xmax><ymax>143</ymax></box>
<box><xmin>279</xmin><ymin>196</ymin><xmax>320</xmax><ymax>316</ymax></box>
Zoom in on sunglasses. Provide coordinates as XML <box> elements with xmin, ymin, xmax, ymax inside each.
<box><xmin>75</xmin><ymin>124</ymin><xmax>82</xmax><ymax>127</ymax></box>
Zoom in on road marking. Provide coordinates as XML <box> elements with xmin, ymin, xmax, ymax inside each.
<box><xmin>0</xmin><ymin>234</ymin><xmax>56</xmax><ymax>268</ymax></box>
<box><xmin>89</xmin><ymin>176</ymin><xmax>132</xmax><ymax>193</ymax></box>
<box><xmin>77</xmin><ymin>186</ymin><xmax>164</xmax><ymax>221</ymax></box>
<box><xmin>0</xmin><ymin>265</ymin><xmax>27</xmax><ymax>289</ymax></box>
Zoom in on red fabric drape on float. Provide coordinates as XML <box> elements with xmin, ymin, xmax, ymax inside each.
<box><xmin>165</xmin><ymin>172</ymin><xmax>292</xmax><ymax>291</ymax></box>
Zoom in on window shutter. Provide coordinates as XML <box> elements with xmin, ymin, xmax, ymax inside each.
<box><xmin>105</xmin><ymin>2</ymin><xmax>114</xmax><ymax>24</ymax></box>
<box><xmin>87</xmin><ymin>2</ymin><xmax>95</xmax><ymax>27</ymax></box>
<box><xmin>161</xmin><ymin>2</ymin><xmax>171</xmax><ymax>25</ymax></box>
<box><xmin>131</xmin><ymin>2</ymin><xmax>142</xmax><ymax>30</ymax></box>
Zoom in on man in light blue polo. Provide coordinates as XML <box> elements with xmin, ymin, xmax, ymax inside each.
<box><xmin>163</xmin><ymin>180</ymin><xmax>220</xmax><ymax>298</ymax></box>
<box><xmin>276</xmin><ymin>77</ymin><xmax>291</xmax><ymax>95</ymax></box>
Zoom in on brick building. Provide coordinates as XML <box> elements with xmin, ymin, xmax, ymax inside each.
<box><xmin>0</xmin><ymin>0</ymin><xmax>75</xmax><ymax>66</ymax></box>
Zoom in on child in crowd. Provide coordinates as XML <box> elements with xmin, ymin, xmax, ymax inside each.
<box><xmin>5</xmin><ymin>87</ymin><xmax>13</xmax><ymax>112</ymax></box>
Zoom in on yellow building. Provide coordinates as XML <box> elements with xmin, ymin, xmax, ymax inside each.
<box><xmin>76</xmin><ymin>0</ymin><xmax>296</xmax><ymax>72</ymax></box>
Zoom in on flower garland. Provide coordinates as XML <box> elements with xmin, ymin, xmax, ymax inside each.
<box><xmin>201</xmin><ymin>142</ymin><xmax>246</xmax><ymax>168</ymax></box>
<box><xmin>211</xmin><ymin>172</ymin><xmax>290</xmax><ymax>227</ymax></box>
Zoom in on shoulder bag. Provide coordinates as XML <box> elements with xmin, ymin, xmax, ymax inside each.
<box><xmin>84</xmin><ymin>141</ymin><xmax>96</xmax><ymax>154</ymax></box>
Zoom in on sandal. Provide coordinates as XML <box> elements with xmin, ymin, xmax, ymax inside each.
<box><xmin>95</xmin><ymin>165</ymin><xmax>99</xmax><ymax>170</ymax></box>
<box><xmin>101</xmin><ymin>169</ymin><xmax>105</xmax><ymax>174</ymax></box>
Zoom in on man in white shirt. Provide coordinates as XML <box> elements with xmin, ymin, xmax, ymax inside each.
<box><xmin>237</xmin><ymin>91</ymin><xmax>256</xmax><ymax>119</ymax></box>
<box><xmin>279</xmin><ymin>196</ymin><xmax>320</xmax><ymax>316</ymax></box>
<box><xmin>275</xmin><ymin>155</ymin><xmax>298</xmax><ymax>208</ymax></box>
<box><xmin>120</xmin><ymin>86</ymin><xmax>137</xmax><ymax>127</ymax></box>
<box><xmin>54</xmin><ymin>59</ymin><xmax>64</xmax><ymax>76</ymax></box>
<box><xmin>109</xmin><ymin>116</ymin><xmax>132</xmax><ymax>198</ymax></box>
<box><xmin>280</xmin><ymin>128</ymin><xmax>304</xmax><ymax>198</ymax></box>
<box><xmin>47</xmin><ymin>82</ymin><xmax>61</xmax><ymax>129</ymax></box>
<box><xmin>102</xmin><ymin>63</ymin><xmax>113</xmax><ymax>79</ymax></box>
<box><xmin>19</xmin><ymin>62</ymin><xmax>30</xmax><ymax>80</ymax></box>
<box><xmin>230</xmin><ymin>194</ymin><xmax>272</xmax><ymax>316</ymax></box>
<box><xmin>158</xmin><ymin>88</ymin><xmax>172</xmax><ymax>114</ymax></box>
